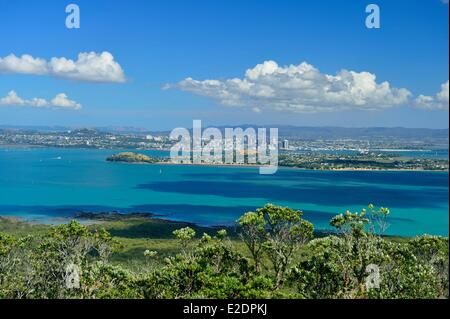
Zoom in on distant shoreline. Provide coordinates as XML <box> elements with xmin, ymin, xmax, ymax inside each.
<box><xmin>0</xmin><ymin>144</ymin><xmax>47</xmax><ymax>149</ymax></box>
<box><xmin>0</xmin><ymin>213</ymin><xmax>433</xmax><ymax>239</ymax></box>
<box><xmin>1</xmin><ymin>145</ymin><xmax>447</xmax><ymax>172</ymax></box>
<box><xmin>111</xmin><ymin>160</ymin><xmax>450</xmax><ymax>173</ymax></box>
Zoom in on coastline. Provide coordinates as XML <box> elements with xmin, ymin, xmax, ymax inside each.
<box><xmin>2</xmin><ymin>145</ymin><xmax>447</xmax><ymax>172</ymax></box>
<box><xmin>111</xmin><ymin>160</ymin><xmax>450</xmax><ymax>173</ymax></box>
<box><xmin>0</xmin><ymin>213</ymin><xmax>412</xmax><ymax>239</ymax></box>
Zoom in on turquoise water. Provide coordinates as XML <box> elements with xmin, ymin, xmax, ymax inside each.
<box><xmin>0</xmin><ymin>147</ymin><xmax>448</xmax><ymax>236</ymax></box>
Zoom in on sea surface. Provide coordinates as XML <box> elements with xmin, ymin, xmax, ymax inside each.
<box><xmin>0</xmin><ymin>147</ymin><xmax>448</xmax><ymax>236</ymax></box>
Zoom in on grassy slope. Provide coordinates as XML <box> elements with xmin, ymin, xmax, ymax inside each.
<box><xmin>0</xmin><ymin>216</ymin><xmax>410</xmax><ymax>271</ymax></box>
<box><xmin>0</xmin><ymin>217</ymin><xmax>49</xmax><ymax>237</ymax></box>
<box><xmin>96</xmin><ymin>217</ymin><xmax>230</xmax><ymax>269</ymax></box>
<box><xmin>0</xmin><ymin>216</ymin><xmax>247</xmax><ymax>270</ymax></box>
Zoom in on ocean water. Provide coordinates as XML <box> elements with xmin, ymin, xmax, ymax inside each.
<box><xmin>0</xmin><ymin>147</ymin><xmax>448</xmax><ymax>237</ymax></box>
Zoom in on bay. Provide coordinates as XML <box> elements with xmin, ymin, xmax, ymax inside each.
<box><xmin>0</xmin><ymin>147</ymin><xmax>448</xmax><ymax>236</ymax></box>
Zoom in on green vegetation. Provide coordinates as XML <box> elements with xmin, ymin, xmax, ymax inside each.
<box><xmin>105</xmin><ymin>150</ymin><xmax>449</xmax><ymax>171</ymax></box>
<box><xmin>106</xmin><ymin>152</ymin><xmax>161</xmax><ymax>164</ymax></box>
<box><xmin>0</xmin><ymin>205</ymin><xmax>448</xmax><ymax>299</ymax></box>
<box><xmin>279</xmin><ymin>153</ymin><xmax>449</xmax><ymax>171</ymax></box>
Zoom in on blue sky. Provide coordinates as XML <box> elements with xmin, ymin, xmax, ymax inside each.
<box><xmin>0</xmin><ymin>0</ymin><xmax>448</xmax><ymax>129</ymax></box>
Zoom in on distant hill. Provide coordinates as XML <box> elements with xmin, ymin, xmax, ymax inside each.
<box><xmin>179</xmin><ymin>125</ymin><xmax>449</xmax><ymax>141</ymax></box>
<box><xmin>259</xmin><ymin>126</ymin><xmax>449</xmax><ymax>140</ymax></box>
<box><xmin>0</xmin><ymin>124</ymin><xmax>448</xmax><ymax>141</ymax></box>
<box><xmin>0</xmin><ymin>125</ymin><xmax>71</xmax><ymax>133</ymax></box>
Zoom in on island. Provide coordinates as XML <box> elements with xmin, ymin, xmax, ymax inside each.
<box><xmin>106</xmin><ymin>152</ymin><xmax>161</xmax><ymax>163</ymax></box>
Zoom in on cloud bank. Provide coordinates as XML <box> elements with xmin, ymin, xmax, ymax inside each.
<box><xmin>0</xmin><ymin>52</ymin><xmax>125</xmax><ymax>83</ymax></box>
<box><xmin>169</xmin><ymin>60</ymin><xmax>412</xmax><ymax>113</ymax></box>
<box><xmin>0</xmin><ymin>91</ymin><xmax>81</xmax><ymax>110</ymax></box>
<box><xmin>414</xmin><ymin>81</ymin><xmax>449</xmax><ymax>110</ymax></box>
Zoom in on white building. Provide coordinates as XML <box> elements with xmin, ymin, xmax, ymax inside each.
<box><xmin>282</xmin><ymin>139</ymin><xmax>289</xmax><ymax>150</ymax></box>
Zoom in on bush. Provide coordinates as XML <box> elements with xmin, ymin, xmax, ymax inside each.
<box><xmin>0</xmin><ymin>204</ymin><xmax>448</xmax><ymax>299</ymax></box>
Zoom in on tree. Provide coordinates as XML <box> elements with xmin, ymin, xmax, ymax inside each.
<box><xmin>28</xmin><ymin>221</ymin><xmax>117</xmax><ymax>298</ymax></box>
<box><xmin>291</xmin><ymin>204</ymin><xmax>448</xmax><ymax>299</ymax></box>
<box><xmin>0</xmin><ymin>204</ymin><xmax>448</xmax><ymax>299</ymax></box>
<box><xmin>238</xmin><ymin>204</ymin><xmax>314</xmax><ymax>288</ymax></box>
<box><xmin>237</xmin><ymin>212</ymin><xmax>266</xmax><ymax>273</ymax></box>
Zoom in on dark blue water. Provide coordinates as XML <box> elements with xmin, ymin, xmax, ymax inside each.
<box><xmin>0</xmin><ymin>147</ymin><xmax>448</xmax><ymax>236</ymax></box>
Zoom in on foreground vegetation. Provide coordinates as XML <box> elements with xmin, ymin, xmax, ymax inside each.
<box><xmin>0</xmin><ymin>204</ymin><xmax>448</xmax><ymax>299</ymax></box>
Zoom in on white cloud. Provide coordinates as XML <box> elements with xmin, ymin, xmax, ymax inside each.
<box><xmin>0</xmin><ymin>54</ymin><xmax>48</xmax><ymax>75</ymax></box>
<box><xmin>0</xmin><ymin>52</ymin><xmax>126</xmax><ymax>83</ymax></box>
<box><xmin>414</xmin><ymin>81</ymin><xmax>449</xmax><ymax>110</ymax></box>
<box><xmin>0</xmin><ymin>91</ymin><xmax>25</xmax><ymax>106</ymax></box>
<box><xmin>51</xmin><ymin>93</ymin><xmax>82</xmax><ymax>110</ymax></box>
<box><xmin>29</xmin><ymin>97</ymin><xmax>49</xmax><ymax>108</ymax></box>
<box><xmin>169</xmin><ymin>60</ymin><xmax>412</xmax><ymax>113</ymax></box>
<box><xmin>0</xmin><ymin>91</ymin><xmax>81</xmax><ymax>110</ymax></box>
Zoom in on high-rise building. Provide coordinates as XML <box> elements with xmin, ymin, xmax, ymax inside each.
<box><xmin>282</xmin><ymin>139</ymin><xmax>289</xmax><ymax>150</ymax></box>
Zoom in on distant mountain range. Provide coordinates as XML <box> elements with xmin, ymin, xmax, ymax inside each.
<box><xmin>250</xmin><ymin>126</ymin><xmax>449</xmax><ymax>140</ymax></box>
<box><xmin>0</xmin><ymin>125</ymin><xmax>448</xmax><ymax>140</ymax></box>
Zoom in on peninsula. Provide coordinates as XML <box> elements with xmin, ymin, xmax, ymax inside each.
<box><xmin>106</xmin><ymin>152</ymin><xmax>161</xmax><ymax>164</ymax></box>
<box><xmin>106</xmin><ymin>151</ymin><xmax>449</xmax><ymax>171</ymax></box>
